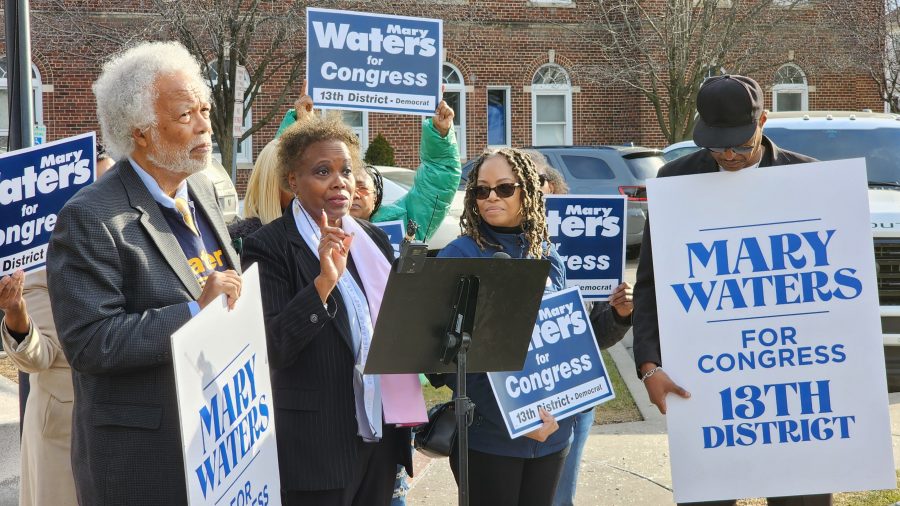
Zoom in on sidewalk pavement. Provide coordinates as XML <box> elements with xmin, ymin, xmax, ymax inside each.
<box><xmin>406</xmin><ymin>336</ymin><xmax>900</xmax><ymax>505</ymax></box>
<box><xmin>0</xmin><ymin>375</ymin><xmax>20</xmax><ymax>506</ymax></box>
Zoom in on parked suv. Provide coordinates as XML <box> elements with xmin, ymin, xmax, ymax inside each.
<box><xmin>763</xmin><ymin>111</ymin><xmax>900</xmax><ymax>391</ymax></box>
<box><xmin>459</xmin><ymin>145</ymin><xmax>665</xmax><ymax>257</ymax></box>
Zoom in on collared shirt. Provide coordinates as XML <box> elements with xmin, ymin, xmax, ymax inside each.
<box><xmin>128</xmin><ymin>158</ymin><xmax>189</xmax><ymax>208</ymax></box>
<box><xmin>128</xmin><ymin>158</ymin><xmax>205</xmax><ymax>316</ymax></box>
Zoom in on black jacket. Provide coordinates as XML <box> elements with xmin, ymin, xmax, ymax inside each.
<box><xmin>631</xmin><ymin>136</ymin><xmax>817</xmax><ymax>375</ymax></box>
<box><xmin>241</xmin><ymin>209</ymin><xmax>412</xmax><ymax>491</ymax></box>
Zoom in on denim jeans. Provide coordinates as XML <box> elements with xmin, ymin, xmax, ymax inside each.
<box><xmin>552</xmin><ymin>408</ymin><xmax>594</xmax><ymax>506</ymax></box>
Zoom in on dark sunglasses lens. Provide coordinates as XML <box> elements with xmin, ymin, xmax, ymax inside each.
<box><xmin>471</xmin><ymin>186</ymin><xmax>492</xmax><ymax>200</ymax></box>
<box><xmin>495</xmin><ymin>183</ymin><xmax>518</xmax><ymax>198</ymax></box>
<box><xmin>538</xmin><ymin>174</ymin><xmax>547</xmax><ymax>186</ymax></box>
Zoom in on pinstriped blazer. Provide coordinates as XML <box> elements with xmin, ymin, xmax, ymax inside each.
<box><xmin>47</xmin><ymin>160</ymin><xmax>240</xmax><ymax>506</ymax></box>
<box><xmin>241</xmin><ymin>209</ymin><xmax>412</xmax><ymax>492</ymax></box>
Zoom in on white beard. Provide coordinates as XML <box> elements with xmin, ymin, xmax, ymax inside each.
<box><xmin>147</xmin><ymin>128</ymin><xmax>210</xmax><ymax>176</ymax></box>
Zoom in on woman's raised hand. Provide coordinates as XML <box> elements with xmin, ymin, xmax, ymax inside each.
<box><xmin>313</xmin><ymin>210</ymin><xmax>354</xmax><ymax>304</ymax></box>
<box><xmin>294</xmin><ymin>79</ymin><xmax>315</xmax><ymax>124</ymax></box>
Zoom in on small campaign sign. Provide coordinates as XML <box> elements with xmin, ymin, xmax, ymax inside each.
<box><xmin>487</xmin><ymin>287</ymin><xmax>615</xmax><ymax>439</ymax></box>
<box><xmin>646</xmin><ymin>159</ymin><xmax>895</xmax><ymax>502</ymax></box>
<box><xmin>0</xmin><ymin>132</ymin><xmax>95</xmax><ymax>275</ymax></box>
<box><xmin>306</xmin><ymin>8</ymin><xmax>442</xmax><ymax>116</ymax></box>
<box><xmin>375</xmin><ymin>219</ymin><xmax>404</xmax><ymax>258</ymax></box>
<box><xmin>171</xmin><ymin>264</ymin><xmax>281</xmax><ymax>506</ymax></box>
<box><xmin>545</xmin><ymin>195</ymin><xmax>626</xmax><ymax>300</ymax></box>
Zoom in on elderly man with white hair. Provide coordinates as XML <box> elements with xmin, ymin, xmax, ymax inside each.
<box><xmin>47</xmin><ymin>41</ymin><xmax>242</xmax><ymax>505</ymax></box>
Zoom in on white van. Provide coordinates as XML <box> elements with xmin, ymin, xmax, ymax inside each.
<box><xmin>202</xmin><ymin>159</ymin><xmax>240</xmax><ymax>224</ymax></box>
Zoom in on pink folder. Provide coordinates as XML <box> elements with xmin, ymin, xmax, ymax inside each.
<box><xmin>381</xmin><ymin>373</ymin><xmax>428</xmax><ymax>425</ymax></box>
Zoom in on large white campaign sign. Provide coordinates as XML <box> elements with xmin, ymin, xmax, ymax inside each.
<box><xmin>172</xmin><ymin>265</ymin><xmax>280</xmax><ymax>506</ymax></box>
<box><xmin>647</xmin><ymin>159</ymin><xmax>895</xmax><ymax>502</ymax></box>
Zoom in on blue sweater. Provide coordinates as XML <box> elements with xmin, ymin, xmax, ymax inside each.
<box><xmin>436</xmin><ymin>224</ymin><xmax>572</xmax><ymax>458</ymax></box>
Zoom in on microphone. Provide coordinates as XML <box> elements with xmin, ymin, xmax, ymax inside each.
<box><xmin>492</xmin><ymin>252</ymin><xmax>511</xmax><ymax>259</ymax></box>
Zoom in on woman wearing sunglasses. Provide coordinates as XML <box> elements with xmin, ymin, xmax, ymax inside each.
<box><xmin>433</xmin><ymin>148</ymin><xmax>571</xmax><ymax>506</ymax></box>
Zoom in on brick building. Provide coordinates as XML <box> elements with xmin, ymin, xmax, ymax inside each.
<box><xmin>0</xmin><ymin>0</ymin><xmax>884</xmax><ymax>194</ymax></box>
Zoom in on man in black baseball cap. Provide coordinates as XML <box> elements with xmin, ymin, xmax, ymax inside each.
<box><xmin>632</xmin><ymin>75</ymin><xmax>829</xmax><ymax>506</ymax></box>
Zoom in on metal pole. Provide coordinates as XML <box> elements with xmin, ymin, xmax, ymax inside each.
<box><xmin>4</xmin><ymin>0</ymin><xmax>35</xmax><ymax>435</ymax></box>
<box><xmin>5</xmin><ymin>0</ymin><xmax>35</xmax><ymax>149</ymax></box>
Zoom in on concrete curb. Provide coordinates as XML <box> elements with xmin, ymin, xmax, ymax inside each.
<box><xmin>608</xmin><ymin>338</ymin><xmax>665</xmax><ymax>424</ymax></box>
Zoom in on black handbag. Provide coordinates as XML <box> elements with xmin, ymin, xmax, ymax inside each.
<box><xmin>414</xmin><ymin>402</ymin><xmax>458</xmax><ymax>458</ymax></box>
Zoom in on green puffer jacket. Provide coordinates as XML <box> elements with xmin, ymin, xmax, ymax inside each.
<box><xmin>276</xmin><ymin>110</ymin><xmax>461</xmax><ymax>241</ymax></box>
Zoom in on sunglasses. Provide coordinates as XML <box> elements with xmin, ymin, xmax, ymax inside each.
<box><xmin>469</xmin><ymin>182</ymin><xmax>521</xmax><ymax>200</ymax></box>
<box><xmin>538</xmin><ymin>174</ymin><xmax>548</xmax><ymax>186</ymax></box>
<box><xmin>706</xmin><ymin>145</ymin><xmax>755</xmax><ymax>155</ymax></box>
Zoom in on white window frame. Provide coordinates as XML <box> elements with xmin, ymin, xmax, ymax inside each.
<box><xmin>0</xmin><ymin>60</ymin><xmax>44</xmax><ymax>142</ymax></box>
<box><xmin>208</xmin><ymin>60</ymin><xmax>253</xmax><ymax>164</ymax></box>
<box><xmin>531</xmin><ymin>64</ymin><xmax>573</xmax><ymax>146</ymax></box>
<box><xmin>772</xmin><ymin>63</ymin><xmax>809</xmax><ymax>112</ymax></box>
<box><xmin>442</xmin><ymin>63</ymin><xmax>467</xmax><ymax>160</ymax></box>
<box><xmin>321</xmin><ymin>109</ymin><xmax>369</xmax><ymax>154</ymax></box>
<box><xmin>486</xmin><ymin>86</ymin><xmax>512</xmax><ymax>148</ymax></box>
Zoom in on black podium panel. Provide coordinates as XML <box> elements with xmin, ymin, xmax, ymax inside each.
<box><xmin>365</xmin><ymin>256</ymin><xmax>550</xmax><ymax>375</ymax></box>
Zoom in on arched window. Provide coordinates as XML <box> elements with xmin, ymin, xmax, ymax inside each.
<box><xmin>0</xmin><ymin>58</ymin><xmax>44</xmax><ymax>150</ymax></box>
<box><xmin>531</xmin><ymin>64</ymin><xmax>572</xmax><ymax>146</ymax></box>
<box><xmin>208</xmin><ymin>60</ymin><xmax>253</xmax><ymax>164</ymax></box>
<box><xmin>772</xmin><ymin>64</ymin><xmax>808</xmax><ymax>112</ymax></box>
<box><xmin>442</xmin><ymin>63</ymin><xmax>466</xmax><ymax>159</ymax></box>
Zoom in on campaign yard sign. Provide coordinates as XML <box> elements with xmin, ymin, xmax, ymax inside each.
<box><xmin>375</xmin><ymin>219</ymin><xmax>404</xmax><ymax>258</ymax></box>
<box><xmin>171</xmin><ymin>265</ymin><xmax>281</xmax><ymax>506</ymax></box>
<box><xmin>306</xmin><ymin>8</ymin><xmax>442</xmax><ymax>115</ymax></box>
<box><xmin>0</xmin><ymin>132</ymin><xmax>95</xmax><ymax>276</ymax></box>
<box><xmin>545</xmin><ymin>195</ymin><xmax>626</xmax><ymax>300</ymax></box>
<box><xmin>487</xmin><ymin>287</ymin><xmax>615</xmax><ymax>438</ymax></box>
<box><xmin>646</xmin><ymin>159</ymin><xmax>895</xmax><ymax>503</ymax></box>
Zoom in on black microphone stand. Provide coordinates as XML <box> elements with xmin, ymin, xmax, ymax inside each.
<box><xmin>441</xmin><ymin>275</ymin><xmax>478</xmax><ymax>506</ymax></box>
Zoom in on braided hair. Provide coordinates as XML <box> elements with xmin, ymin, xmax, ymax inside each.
<box><xmin>460</xmin><ymin>148</ymin><xmax>550</xmax><ymax>259</ymax></box>
<box><xmin>363</xmin><ymin>165</ymin><xmax>385</xmax><ymax>216</ymax></box>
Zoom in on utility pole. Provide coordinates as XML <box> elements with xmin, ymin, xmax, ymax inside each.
<box><xmin>4</xmin><ymin>0</ymin><xmax>35</xmax><ymax>432</ymax></box>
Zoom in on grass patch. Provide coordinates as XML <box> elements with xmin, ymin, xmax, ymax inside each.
<box><xmin>594</xmin><ymin>349</ymin><xmax>643</xmax><ymax>424</ymax></box>
<box><xmin>423</xmin><ymin>383</ymin><xmax>453</xmax><ymax>410</ymax></box>
<box><xmin>736</xmin><ymin>471</ymin><xmax>900</xmax><ymax>505</ymax></box>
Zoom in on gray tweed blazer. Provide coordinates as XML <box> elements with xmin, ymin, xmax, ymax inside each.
<box><xmin>47</xmin><ymin>160</ymin><xmax>240</xmax><ymax>506</ymax></box>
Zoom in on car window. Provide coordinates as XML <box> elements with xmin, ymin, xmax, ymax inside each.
<box><xmin>560</xmin><ymin>155</ymin><xmax>616</xmax><ymax>179</ymax></box>
<box><xmin>624</xmin><ymin>154</ymin><xmax>665</xmax><ymax>179</ymax></box>
<box><xmin>459</xmin><ymin>159</ymin><xmax>477</xmax><ymax>189</ymax></box>
<box><xmin>765</xmin><ymin>127</ymin><xmax>900</xmax><ymax>183</ymax></box>
<box><xmin>663</xmin><ymin>147</ymin><xmax>701</xmax><ymax>162</ymax></box>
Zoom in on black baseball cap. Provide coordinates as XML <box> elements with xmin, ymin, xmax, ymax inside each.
<box><xmin>693</xmin><ymin>75</ymin><xmax>764</xmax><ymax>148</ymax></box>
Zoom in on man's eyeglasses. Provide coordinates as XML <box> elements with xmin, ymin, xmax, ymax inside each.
<box><xmin>538</xmin><ymin>174</ymin><xmax>548</xmax><ymax>186</ymax></box>
<box><xmin>706</xmin><ymin>145</ymin><xmax>755</xmax><ymax>155</ymax></box>
<box><xmin>469</xmin><ymin>182</ymin><xmax>521</xmax><ymax>200</ymax></box>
